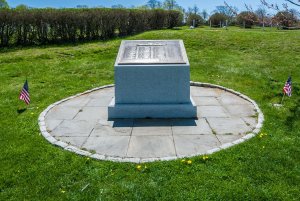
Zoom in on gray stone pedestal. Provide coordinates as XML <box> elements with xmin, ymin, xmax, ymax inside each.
<box><xmin>108</xmin><ymin>40</ymin><xmax>197</xmax><ymax>119</ymax></box>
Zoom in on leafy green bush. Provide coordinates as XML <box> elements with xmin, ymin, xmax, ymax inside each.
<box><xmin>0</xmin><ymin>8</ymin><xmax>182</xmax><ymax>46</ymax></box>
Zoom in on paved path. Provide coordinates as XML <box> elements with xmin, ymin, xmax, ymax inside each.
<box><xmin>42</xmin><ymin>84</ymin><xmax>261</xmax><ymax>162</ymax></box>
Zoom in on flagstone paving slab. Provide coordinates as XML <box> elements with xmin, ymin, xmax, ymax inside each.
<box><xmin>206</xmin><ymin>117</ymin><xmax>252</xmax><ymax>135</ymax></box>
<box><xmin>51</xmin><ymin>120</ymin><xmax>94</xmax><ymax>137</ymax></box>
<box><xmin>218</xmin><ymin>93</ymin><xmax>253</xmax><ymax>105</ymax></box>
<box><xmin>46</xmin><ymin>106</ymin><xmax>81</xmax><ymax>120</ymax></box>
<box><xmin>193</xmin><ymin>97</ymin><xmax>220</xmax><ymax>106</ymax></box>
<box><xmin>86</xmin><ymin>96</ymin><xmax>113</xmax><ymax>107</ymax></box>
<box><xmin>242</xmin><ymin>117</ymin><xmax>257</xmax><ymax>129</ymax></box>
<box><xmin>56</xmin><ymin>136</ymin><xmax>88</xmax><ymax>148</ymax></box>
<box><xmin>197</xmin><ymin>105</ymin><xmax>229</xmax><ymax>118</ymax></box>
<box><xmin>90</xmin><ymin>124</ymin><xmax>132</xmax><ymax>137</ymax></box>
<box><xmin>127</xmin><ymin>136</ymin><xmax>176</xmax><ymax>158</ymax></box>
<box><xmin>59</xmin><ymin>96</ymin><xmax>91</xmax><ymax>107</ymax></box>
<box><xmin>74</xmin><ymin>107</ymin><xmax>107</xmax><ymax>120</ymax></box>
<box><xmin>216</xmin><ymin>135</ymin><xmax>244</xmax><ymax>144</ymax></box>
<box><xmin>83</xmin><ymin>136</ymin><xmax>130</xmax><ymax>157</ymax></box>
<box><xmin>174</xmin><ymin>135</ymin><xmax>220</xmax><ymax>156</ymax></box>
<box><xmin>191</xmin><ymin>86</ymin><xmax>223</xmax><ymax>97</ymax></box>
<box><xmin>225</xmin><ymin>104</ymin><xmax>256</xmax><ymax>117</ymax></box>
<box><xmin>172</xmin><ymin>118</ymin><xmax>213</xmax><ymax>135</ymax></box>
<box><xmin>46</xmin><ymin>120</ymin><xmax>63</xmax><ymax>132</ymax></box>
<box><xmin>41</xmin><ymin>83</ymin><xmax>263</xmax><ymax>162</ymax></box>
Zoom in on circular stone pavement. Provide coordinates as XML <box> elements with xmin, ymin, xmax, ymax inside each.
<box><xmin>38</xmin><ymin>82</ymin><xmax>264</xmax><ymax>163</ymax></box>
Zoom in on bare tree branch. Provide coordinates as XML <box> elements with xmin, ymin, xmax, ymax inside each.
<box><xmin>285</xmin><ymin>0</ymin><xmax>300</xmax><ymax>7</ymax></box>
<box><xmin>224</xmin><ymin>1</ymin><xmax>238</xmax><ymax>16</ymax></box>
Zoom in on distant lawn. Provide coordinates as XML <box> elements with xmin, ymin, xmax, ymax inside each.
<box><xmin>0</xmin><ymin>26</ymin><xmax>299</xmax><ymax>200</ymax></box>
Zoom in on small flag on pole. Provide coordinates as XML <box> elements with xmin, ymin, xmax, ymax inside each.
<box><xmin>19</xmin><ymin>79</ymin><xmax>30</xmax><ymax>105</ymax></box>
<box><xmin>283</xmin><ymin>76</ymin><xmax>292</xmax><ymax>97</ymax></box>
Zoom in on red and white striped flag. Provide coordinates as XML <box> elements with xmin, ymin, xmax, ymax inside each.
<box><xmin>19</xmin><ymin>79</ymin><xmax>30</xmax><ymax>105</ymax></box>
<box><xmin>283</xmin><ymin>76</ymin><xmax>292</xmax><ymax>97</ymax></box>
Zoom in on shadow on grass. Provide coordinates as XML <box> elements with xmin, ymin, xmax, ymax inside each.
<box><xmin>17</xmin><ymin>108</ymin><xmax>27</xmax><ymax>114</ymax></box>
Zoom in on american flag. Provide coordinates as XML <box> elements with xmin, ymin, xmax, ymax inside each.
<box><xmin>283</xmin><ymin>76</ymin><xmax>292</xmax><ymax>97</ymax></box>
<box><xmin>19</xmin><ymin>79</ymin><xmax>30</xmax><ymax>105</ymax></box>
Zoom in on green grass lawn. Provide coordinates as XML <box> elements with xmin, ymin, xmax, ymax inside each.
<box><xmin>1</xmin><ymin>26</ymin><xmax>300</xmax><ymax>200</ymax></box>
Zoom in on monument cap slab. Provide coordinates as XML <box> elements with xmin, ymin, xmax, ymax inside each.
<box><xmin>116</xmin><ymin>40</ymin><xmax>189</xmax><ymax>65</ymax></box>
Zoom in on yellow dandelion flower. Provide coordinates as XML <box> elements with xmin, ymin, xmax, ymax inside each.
<box><xmin>202</xmin><ymin>155</ymin><xmax>209</xmax><ymax>160</ymax></box>
<box><xmin>259</xmin><ymin>133</ymin><xmax>267</xmax><ymax>138</ymax></box>
<box><xmin>187</xmin><ymin>160</ymin><xmax>192</xmax><ymax>164</ymax></box>
<box><xmin>136</xmin><ymin>165</ymin><xmax>142</xmax><ymax>170</ymax></box>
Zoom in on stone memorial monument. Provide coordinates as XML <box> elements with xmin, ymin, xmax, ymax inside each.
<box><xmin>108</xmin><ymin>40</ymin><xmax>197</xmax><ymax>118</ymax></box>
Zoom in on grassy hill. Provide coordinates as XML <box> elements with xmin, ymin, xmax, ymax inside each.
<box><xmin>0</xmin><ymin>26</ymin><xmax>299</xmax><ymax>200</ymax></box>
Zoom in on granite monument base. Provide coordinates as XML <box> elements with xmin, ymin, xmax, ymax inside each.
<box><xmin>108</xmin><ymin>97</ymin><xmax>197</xmax><ymax>119</ymax></box>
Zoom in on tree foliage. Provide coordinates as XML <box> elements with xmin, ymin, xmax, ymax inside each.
<box><xmin>163</xmin><ymin>0</ymin><xmax>178</xmax><ymax>10</ymax></box>
<box><xmin>147</xmin><ymin>0</ymin><xmax>162</xmax><ymax>9</ymax></box>
<box><xmin>0</xmin><ymin>8</ymin><xmax>182</xmax><ymax>47</ymax></box>
<box><xmin>0</xmin><ymin>0</ymin><xmax>9</xmax><ymax>9</ymax></box>
<box><xmin>237</xmin><ymin>11</ymin><xmax>258</xmax><ymax>28</ymax></box>
<box><xmin>200</xmin><ymin>9</ymin><xmax>209</xmax><ymax>21</ymax></box>
<box><xmin>209</xmin><ymin>13</ymin><xmax>228</xmax><ymax>27</ymax></box>
<box><xmin>274</xmin><ymin>11</ymin><xmax>299</xmax><ymax>27</ymax></box>
<box><xmin>186</xmin><ymin>13</ymin><xmax>204</xmax><ymax>27</ymax></box>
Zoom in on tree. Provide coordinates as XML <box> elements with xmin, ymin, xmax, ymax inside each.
<box><xmin>274</xmin><ymin>10</ymin><xmax>298</xmax><ymax>27</ymax></box>
<box><xmin>285</xmin><ymin>0</ymin><xmax>300</xmax><ymax>6</ymax></box>
<box><xmin>15</xmin><ymin>4</ymin><xmax>29</xmax><ymax>10</ymax></box>
<box><xmin>111</xmin><ymin>4</ymin><xmax>125</xmax><ymax>9</ymax></box>
<box><xmin>186</xmin><ymin>13</ymin><xmax>204</xmax><ymax>27</ymax></box>
<box><xmin>260</xmin><ymin>0</ymin><xmax>299</xmax><ymax>27</ymax></box>
<box><xmin>237</xmin><ymin>11</ymin><xmax>258</xmax><ymax>28</ymax></box>
<box><xmin>214</xmin><ymin>5</ymin><xmax>238</xmax><ymax>24</ymax></box>
<box><xmin>209</xmin><ymin>13</ymin><xmax>228</xmax><ymax>27</ymax></box>
<box><xmin>163</xmin><ymin>0</ymin><xmax>178</xmax><ymax>10</ymax></box>
<box><xmin>157</xmin><ymin>1</ymin><xmax>163</xmax><ymax>8</ymax></box>
<box><xmin>214</xmin><ymin>5</ymin><xmax>238</xmax><ymax>18</ymax></box>
<box><xmin>201</xmin><ymin>9</ymin><xmax>209</xmax><ymax>21</ymax></box>
<box><xmin>289</xmin><ymin>8</ymin><xmax>300</xmax><ymax>19</ymax></box>
<box><xmin>191</xmin><ymin>5</ymin><xmax>199</xmax><ymax>15</ymax></box>
<box><xmin>256</xmin><ymin>7</ymin><xmax>268</xmax><ymax>27</ymax></box>
<box><xmin>147</xmin><ymin>0</ymin><xmax>161</xmax><ymax>9</ymax></box>
<box><xmin>261</xmin><ymin>0</ymin><xmax>300</xmax><ymax>8</ymax></box>
<box><xmin>0</xmin><ymin>0</ymin><xmax>9</xmax><ymax>8</ymax></box>
<box><xmin>76</xmin><ymin>5</ymin><xmax>88</xmax><ymax>8</ymax></box>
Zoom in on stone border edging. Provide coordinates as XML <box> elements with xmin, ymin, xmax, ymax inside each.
<box><xmin>38</xmin><ymin>82</ymin><xmax>264</xmax><ymax>163</ymax></box>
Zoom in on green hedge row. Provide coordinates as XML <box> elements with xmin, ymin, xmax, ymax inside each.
<box><xmin>0</xmin><ymin>8</ymin><xmax>182</xmax><ymax>46</ymax></box>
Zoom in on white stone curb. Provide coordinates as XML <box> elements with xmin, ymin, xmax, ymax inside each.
<box><xmin>38</xmin><ymin>82</ymin><xmax>264</xmax><ymax>163</ymax></box>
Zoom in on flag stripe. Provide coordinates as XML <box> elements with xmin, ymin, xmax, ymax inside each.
<box><xmin>283</xmin><ymin>76</ymin><xmax>292</xmax><ymax>97</ymax></box>
<box><xmin>19</xmin><ymin>80</ymin><xmax>30</xmax><ymax>105</ymax></box>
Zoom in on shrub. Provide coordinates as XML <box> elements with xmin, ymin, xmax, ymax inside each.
<box><xmin>0</xmin><ymin>8</ymin><xmax>182</xmax><ymax>47</ymax></box>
